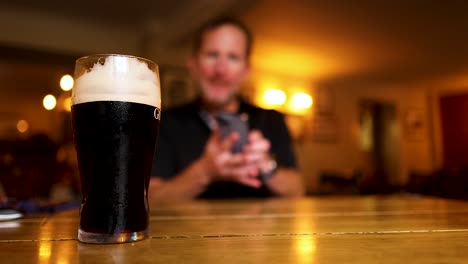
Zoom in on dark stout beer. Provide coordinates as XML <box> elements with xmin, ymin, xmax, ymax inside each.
<box><xmin>73</xmin><ymin>101</ymin><xmax>159</xmax><ymax>235</ymax></box>
<box><xmin>72</xmin><ymin>55</ymin><xmax>160</xmax><ymax>243</ymax></box>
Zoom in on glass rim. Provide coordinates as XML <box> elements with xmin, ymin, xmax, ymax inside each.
<box><xmin>75</xmin><ymin>54</ymin><xmax>157</xmax><ymax>66</ymax></box>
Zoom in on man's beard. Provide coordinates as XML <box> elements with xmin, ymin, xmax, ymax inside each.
<box><xmin>198</xmin><ymin>85</ymin><xmax>239</xmax><ymax>110</ymax></box>
<box><xmin>204</xmin><ymin>91</ymin><xmax>236</xmax><ymax>108</ymax></box>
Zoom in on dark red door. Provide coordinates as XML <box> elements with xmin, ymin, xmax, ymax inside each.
<box><xmin>440</xmin><ymin>94</ymin><xmax>468</xmax><ymax>166</ymax></box>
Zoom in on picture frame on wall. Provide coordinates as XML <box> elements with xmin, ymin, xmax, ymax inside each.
<box><xmin>404</xmin><ymin>108</ymin><xmax>426</xmax><ymax>141</ymax></box>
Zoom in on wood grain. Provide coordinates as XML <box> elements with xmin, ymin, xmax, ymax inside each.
<box><xmin>1</xmin><ymin>195</ymin><xmax>467</xmax><ymax>263</ymax></box>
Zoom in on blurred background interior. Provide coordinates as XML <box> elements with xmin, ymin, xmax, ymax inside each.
<box><xmin>1</xmin><ymin>0</ymin><xmax>468</xmax><ymax>202</ymax></box>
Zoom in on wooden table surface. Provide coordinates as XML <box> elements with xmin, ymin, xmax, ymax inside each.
<box><xmin>1</xmin><ymin>195</ymin><xmax>468</xmax><ymax>263</ymax></box>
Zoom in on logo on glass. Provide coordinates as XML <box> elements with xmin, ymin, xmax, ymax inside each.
<box><xmin>154</xmin><ymin>108</ymin><xmax>161</xmax><ymax>120</ymax></box>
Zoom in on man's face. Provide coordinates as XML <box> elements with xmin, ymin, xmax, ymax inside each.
<box><xmin>190</xmin><ymin>24</ymin><xmax>250</xmax><ymax>106</ymax></box>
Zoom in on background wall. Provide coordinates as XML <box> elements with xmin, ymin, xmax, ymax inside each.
<box><xmin>1</xmin><ymin>0</ymin><xmax>468</xmax><ymax>194</ymax></box>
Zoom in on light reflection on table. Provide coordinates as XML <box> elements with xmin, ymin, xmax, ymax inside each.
<box><xmin>1</xmin><ymin>195</ymin><xmax>468</xmax><ymax>263</ymax></box>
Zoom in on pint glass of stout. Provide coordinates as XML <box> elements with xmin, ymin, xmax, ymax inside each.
<box><xmin>72</xmin><ymin>54</ymin><xmax>160</xmax><ymax>244</ymax></box>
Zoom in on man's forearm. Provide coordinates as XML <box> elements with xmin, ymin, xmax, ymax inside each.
<box><xmin>265</xmin><ymin>168</ymin><xmax>305</xmax><ymax>197</ymax></box>
<box><xmin>150</xmin><ymin>159</ymin><xmax>210</xmax><ymax>203</ymax></box>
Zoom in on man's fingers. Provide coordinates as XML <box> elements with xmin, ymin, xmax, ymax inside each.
<box><xmin>244</xmin><ymin>139</ymin><xmax>270</xmax><ymax>153</ymax></box>
<box><xmin>208</xmin><ymin>129</ymin><xmax>221</xmax><ymax>143</ymax></box>
<box><xmin>248</xmin><ymin>130</ymin><xmax>263</xmax><ymax>142</ymax></box>
<box><xmin>243</xmin><ymin>152</ymin><xmax>264</xmax><ymax>164</ymax></box>
<box><xmin>224</xmin><ymin>153</ymin><xmax>246</xmax><ymax>167</ymax></box>
<box><xmin>220</xmin><ymin>132</ymin><xmax>239</xmax><ymax>151</ymax></box>
<box><xmin>245</xmin><ymin>130</ymin><xmax>270</xmax><ymax>152</ymax></box>
<box><xmin>238</xmin><ymin>177</ymin><xmax>262</xmax><ymax>189</ymax></box>
<box><xmin>223</xmin><ymin>164</ymin><xmax>256</xmax><ymax>178</ymax></box>
<box><xmin>227</xmin><ymin>165</ymin><xmax>262</xmax><ymax>189</ymax></box>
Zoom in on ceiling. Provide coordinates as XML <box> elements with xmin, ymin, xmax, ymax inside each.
<box><xmin>2</xmin><ymin>0</ymin><xmax>468</xmax><ymax>90</ymax></box>
<box><xmin>4</xmin><ymin>0</ymin><xmax>185</xmax><ymax>27</ymax></box>
<box><xmin>242</xmin><ymin>0</ymin><xmax>468</xmax><ymax>86</ymax></box>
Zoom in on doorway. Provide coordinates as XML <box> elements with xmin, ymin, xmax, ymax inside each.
<box><xmin>440</xmin><ymin>94</ymin><xmax>468</xmax><ymax>166</ymax></box>
<box><xmin>359</xmin><ymin>101</ymin><xmax>401</xmax><ymax>192</ymax></box>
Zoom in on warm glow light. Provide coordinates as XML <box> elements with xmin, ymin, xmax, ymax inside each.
<box><xmin>39</xmin><ymin>241</ymin><xmax>51</xmax><ymax>263</ymax></box>
<box><xmin>43</xmin><ymin>95</ymin><xmax>57</xmax><ymax>110</ymax></box>
<box><xmin>263</xmin><ymin>89</ymin><xmax>286</xmax><ymax>105</ymax></box>
<box><xmin>294</xmin><ymin>210</ymin><xmax>317</xmax><ymax>264</ymax></box>
<box><xmin>56</xmin><ymin>243</ymin><xmax>73</xmax><ymax>264</ymax></box>
<box><xmin>297</xmin><ymin>238</ymin><xmax>316</xmax><ymax>254</ymax></box>
<box><xmin>60</xmin><ymin>74</ymin><xmax>74</xmax><ymax>91</ymax></box>
<box><xmin>39</xmin><ymin>221</ymin><xmax>52</xmax><ymax>264</ymax></box>
<box><xmin>57</xmin><ymin>259</ymin><xmax>68</xmax><ymax>264</ymax></box>
<box><xmin>16</xmin><ymin>120</ymin><xmax>29</xmax><ymax>133</ymax></box>
<box><xmin>291</xmin><ymin>92</ymin><xmax>313</xmax><ymax>109</ymax></box>
<box><xmin>63</xmin><ymin>97</ymin><xmax>72</xmax><ymax>112</ymax></box>
<box><xmin>296</xmin><ymin>237</ymin><xmax>316</xmax><ymax>264</ymax></box>
<box><xmin>252</xmin><ymin>41</ymin><xmax>339</xmax><ymax>79</ymax></box>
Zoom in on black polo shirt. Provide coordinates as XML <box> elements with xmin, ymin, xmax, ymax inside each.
<box><xmin>151</xmin><ymin>98</ymin><xmax>297</xmax><ymax>199</ymax></box>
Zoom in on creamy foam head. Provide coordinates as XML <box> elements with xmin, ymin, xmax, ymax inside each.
<box><xmin>72</xmin><ymin>55</ymin><xmax>160</xmax><ymax>108</ymax></box>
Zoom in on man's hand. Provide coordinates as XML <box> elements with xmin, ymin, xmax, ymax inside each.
<box><xmin>243</xmin><ymin>130</ymin><xmax>274</xmax><ymax>175</ymax></box>
<box><xmin>150</xmin><ymin>129</ymin><xmax>303</xmax><ymax>203</ymax></box>
<box><xmin>198</xmin><ymin>130</ymin><xmax>262</xmax><ymax>188</ymax></box>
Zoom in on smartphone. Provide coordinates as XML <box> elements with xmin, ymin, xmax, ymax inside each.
<box><xmin>200</xmin><ymin>112</ymin><xmax>249</xmax><ymax>153</ymax></box>
<box><xmin>218</xmin><ymin>114</ymin><xmax>248</xmax><ymax>153</ymax></box>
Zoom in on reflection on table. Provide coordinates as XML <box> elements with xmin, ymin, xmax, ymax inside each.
<box><xmin>1</xmin><ymin>195</ymin><xmax>468</xmax><ymax>263</ymax></box>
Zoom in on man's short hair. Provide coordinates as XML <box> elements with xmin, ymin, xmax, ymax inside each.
<box><xmin>192</xmin><ymin>16</ymin><xmax>253</xmax><ymax>58</ymax></box>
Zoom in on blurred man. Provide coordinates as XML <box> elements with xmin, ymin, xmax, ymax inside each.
<box><xmin>150</xmin><ymin>17</ymin><xmax>304</xmax><ymax>201</ymax></box>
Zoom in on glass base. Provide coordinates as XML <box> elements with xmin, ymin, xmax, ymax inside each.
<box><xmin>78</xmin><ymin>229</ymin><xmax>148</xmax><ymax>244</ymax></box>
